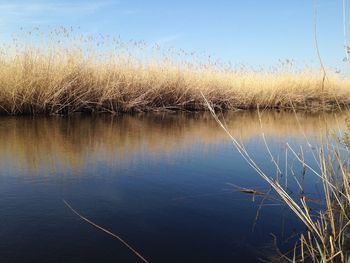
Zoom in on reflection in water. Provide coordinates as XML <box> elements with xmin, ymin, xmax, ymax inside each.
<box><xmin>0</xmin><ymin>111</ymin><xmax>347</xmax><ymax>173</ymax></box>
<box><xmin>0</xmin><ymin>111</ymin><xmax>349</xmax><ymax>263</ymax></box>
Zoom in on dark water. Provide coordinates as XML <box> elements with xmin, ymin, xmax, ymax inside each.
<box><xmin>0</xmin><ymin>111</ymin><xmax>347</xmax><ymax>263</ymax></box>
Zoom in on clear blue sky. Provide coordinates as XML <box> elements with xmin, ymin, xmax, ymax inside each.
<box><xmin>0</xmin><ymin>0</ymin><xmax>347</xmax><ymax>70</ymax></box>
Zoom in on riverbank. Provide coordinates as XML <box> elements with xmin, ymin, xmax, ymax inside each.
<box><xmin>1</xmin><ymin>42</ymin><xmax>350</xmax><ymax>115</ymax></box>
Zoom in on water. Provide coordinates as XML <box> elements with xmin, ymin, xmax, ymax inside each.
<box><xmin>0</xmin><ymin>111</ymin><xmax>347</xmax><ymax>263</ymax></box>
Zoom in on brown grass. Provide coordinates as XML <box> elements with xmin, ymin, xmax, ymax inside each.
<box><xmin>1</xmin><ymin>28</ymin><xmax>350</xmax><ymax>115</ymax></box>
<box><xmin>204</xmin><ymin>98</ymin><xmax>350</xmax><ymax>262</ymax></box>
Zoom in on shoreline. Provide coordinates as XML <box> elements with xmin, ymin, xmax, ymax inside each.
<box><xmin>0</xmin><ymin>96</ymin><xmax>348</xmax><ymax>116</ymax></box>
<box><xmin>1</xmin><ymin>43</ymin><xmax>350</xmax><ymax>116</ymax></box>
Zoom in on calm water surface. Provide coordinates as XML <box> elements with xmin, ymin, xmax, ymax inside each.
<box><xmin>0</xmin><ymin>111</ymin><xmax>347</xmax><ymax>263</ymax></box>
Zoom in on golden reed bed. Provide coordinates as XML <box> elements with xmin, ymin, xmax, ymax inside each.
<box><xmin>0</xmin><ymin>28</ymin><xmax>350</xmax><ymax>115</ymax></box>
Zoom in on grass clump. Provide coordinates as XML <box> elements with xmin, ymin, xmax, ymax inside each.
<box><xmin>205</xmin><ymin>98</ymin><xmax>350</xmax><ymax>262</ymax></box>
<box><xmin>0</xmin><ymin>28</ymin><xmax>350</xmax><ymax>115</ymax></box>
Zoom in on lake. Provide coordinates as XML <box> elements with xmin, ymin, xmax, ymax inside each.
<box><xmin>0</xmin><ymin>111</ymin><xmax>347</xmax><ymax>263</ymax></box>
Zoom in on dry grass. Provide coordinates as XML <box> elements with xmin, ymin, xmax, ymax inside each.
<box><xmin>205</xmin><ymin>98</ymin><xmax>350</xmax><ymax>262</ymax></box>
<box><xmin>1</xmin><ymin>28</ymin><xmax>350</xmax><ymax>115</ymax></box>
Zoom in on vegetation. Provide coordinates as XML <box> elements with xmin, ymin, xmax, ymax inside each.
<box><xmin>0</xmin><ymin>28</ymin><xmax>350</xmax><ymax>115</ymax></box>
<box><xmin>3</xmin><ymin>27</ymin><xmax>350</xmax><ymax>262</ymax></box>
<box><xmin>205</xmin><ymin>99</ymin><xmax>350</xmax><ymax>262</ymax></box>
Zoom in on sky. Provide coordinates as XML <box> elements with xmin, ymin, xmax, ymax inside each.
<box><xmin>0</xmin><ymin>0</ymin><xmax>348</xmax><ymax>71</ymax></box>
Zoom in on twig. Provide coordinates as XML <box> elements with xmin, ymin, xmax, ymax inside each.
<box><xmin>343</xmin><ymin>0</ymin><xmax>350</xmax><ymax>70</ymax></box>
<box><xmin>313</xmin><ymin>0</ymin><xmax>328</xmax><ymax>91</ymax></box>
<box><xmin>63</xmin><ymin>199</ymin><xmax>150</xmax><ymax>263</ymax></box>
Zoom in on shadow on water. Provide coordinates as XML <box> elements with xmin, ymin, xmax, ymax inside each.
<box><xmin>0</xmin><ymin>110</ymin><xmax>348</xmax><ymax>262</ymax></box>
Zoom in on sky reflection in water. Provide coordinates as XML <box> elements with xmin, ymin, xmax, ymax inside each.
<box><xmin>0</xmin><ymin>111</ymin><xmax>347</xmax><ymax>263</ymax></box>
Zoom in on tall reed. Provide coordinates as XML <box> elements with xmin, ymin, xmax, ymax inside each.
<box><xmin>0</xmin><ymin>28</ymin><xmax>350</xmax><ymax>115</ymax></box>
<box><xmin>204</xmin><ymin>95</ymin><xmax>350</xmax><ymax>262</ymax></box>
